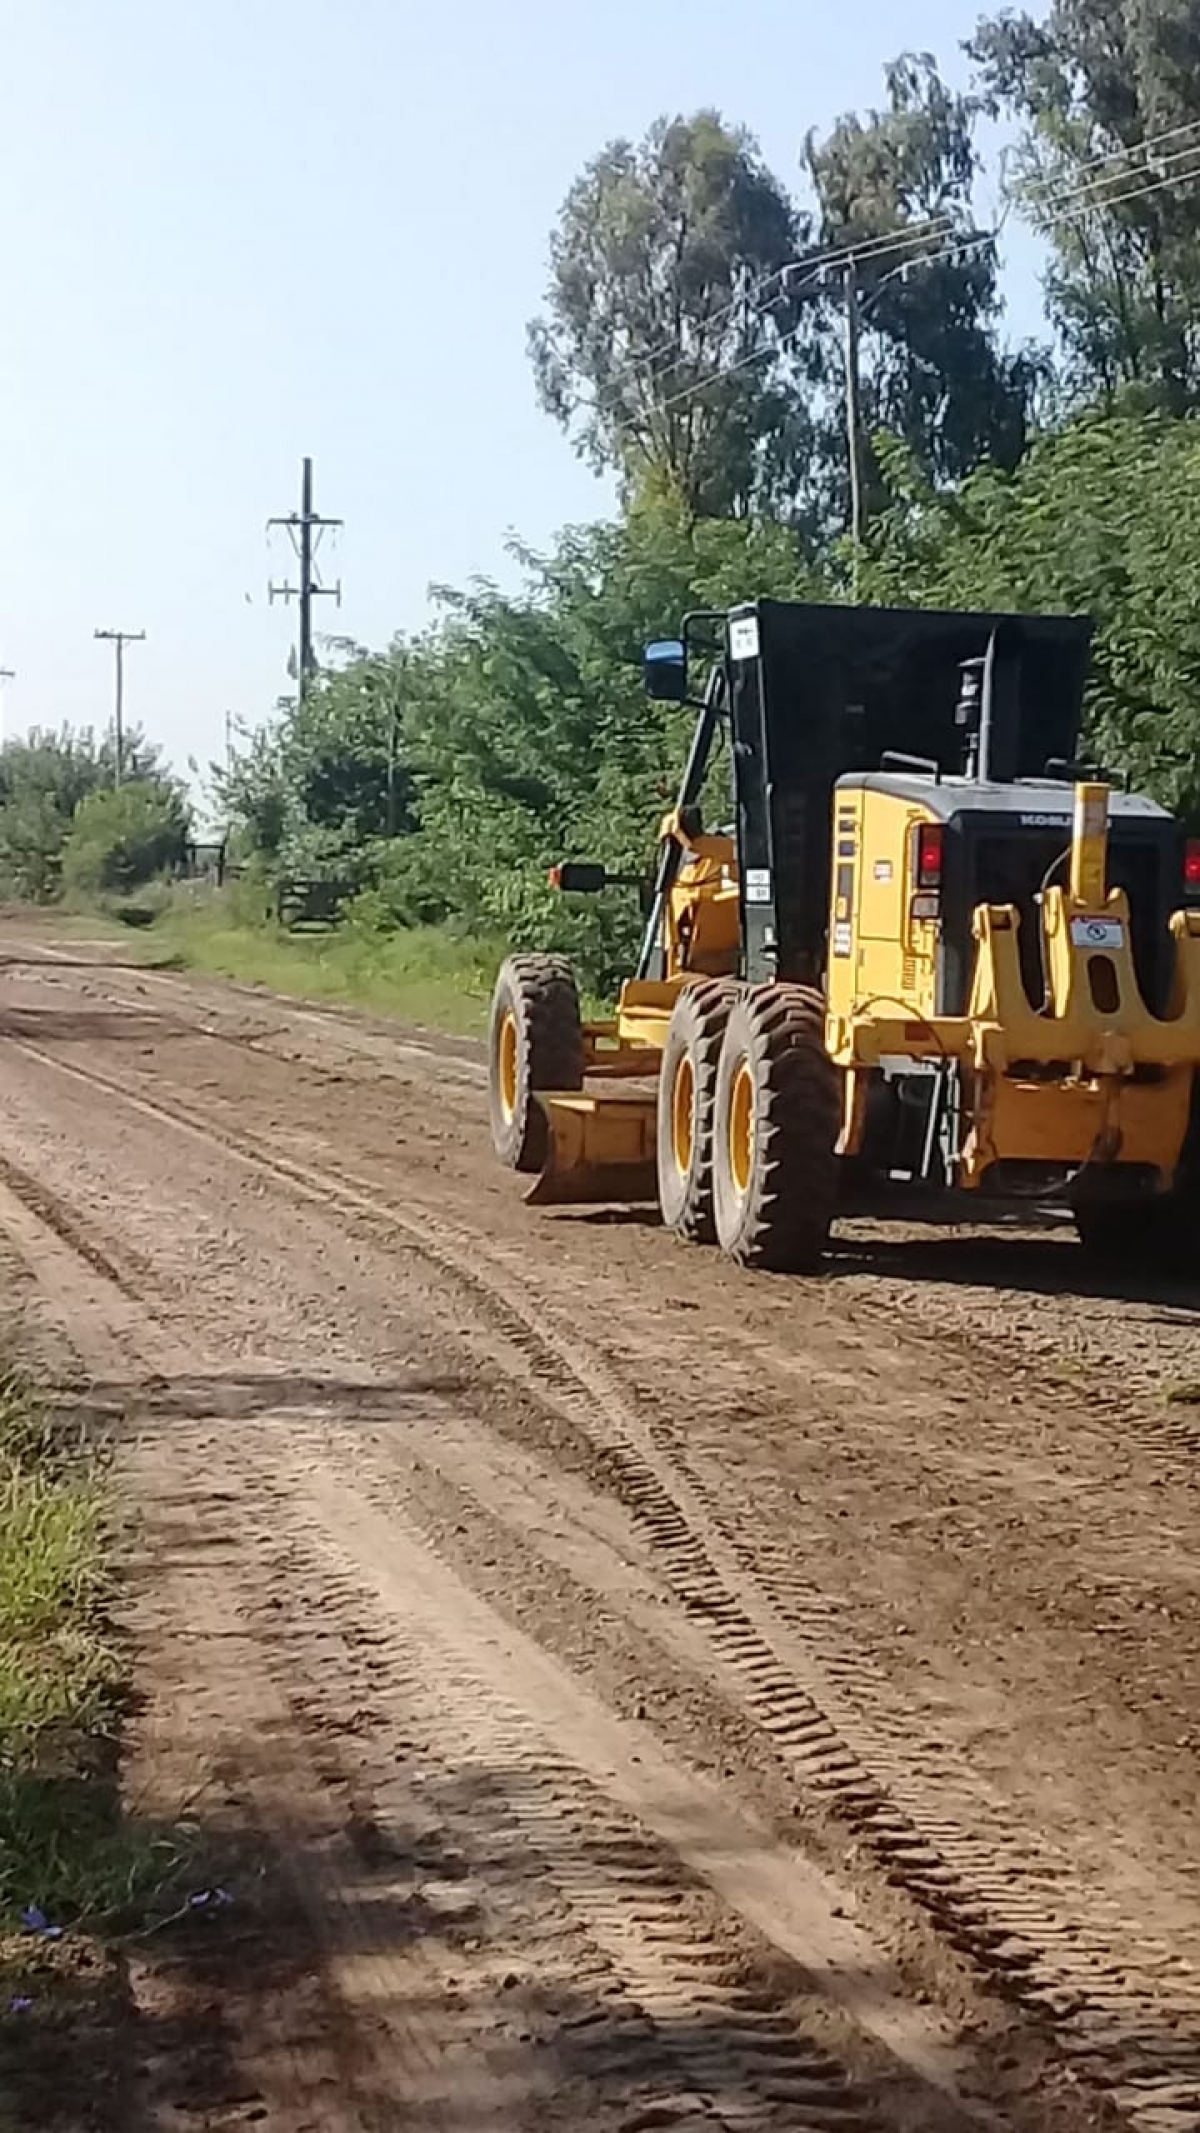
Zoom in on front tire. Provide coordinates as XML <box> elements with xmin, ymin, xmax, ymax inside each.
<box><xmin>656</xmin><ymin>980</ymin><xmax>740</xmax><ymax>1242</ymax></box>
<box><xmin>712</xmin><ymin>986</ymin><xmax>839</xmax><ymax>1272</ymax></box>
<box><xmin>488</xmin><ymin>954</ymin><xmax>584</xmax><ymax>1173</ymax></box>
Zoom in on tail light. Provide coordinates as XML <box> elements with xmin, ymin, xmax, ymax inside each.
<box><xmin>1186</xmin><ymin>839</ymin><xmax>1200</xmax><ymax>895</ymax></box>
<box><xmin>914</xmin><ymin>821</ymin><xmax>944</xmax><ymax>889</ymax></box>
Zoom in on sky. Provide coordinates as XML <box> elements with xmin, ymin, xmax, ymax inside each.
<box><xmin>0</xmin><ymin>0</ymin><xmax>1046</xmax><ymax>813</ymax></box>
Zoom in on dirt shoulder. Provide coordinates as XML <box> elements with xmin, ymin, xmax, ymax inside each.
<box><xmin>0</xmin><ymin>924</ymin><xmax>1197</xmax><ymax>2131</ymax></box>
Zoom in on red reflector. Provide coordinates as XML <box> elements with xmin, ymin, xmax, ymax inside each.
<box><xmin>916</xmin><ymin>822</ymin><xmax>943</xmax><ymax>888</ymax></box>
<box><xmin>1186</xmin><ymin>839</ymin><xmax>1200</xmax><ymax>891</ymax></box>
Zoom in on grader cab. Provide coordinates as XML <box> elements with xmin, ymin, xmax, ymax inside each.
<box><xmin>488</xmin><ymin>600</ymin><xmax>1200</xmax><ymax>1272</ymax></box>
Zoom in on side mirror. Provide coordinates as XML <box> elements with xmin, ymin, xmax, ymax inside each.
<box><xmin>548</xmin><ymin>862</ymin><xmax>609</xmax><ymax>894</ymax></box>
<box><xmin>643</xmin><ymin>638</ymin><xmax>688</xmax><ymax>703</ymax></box>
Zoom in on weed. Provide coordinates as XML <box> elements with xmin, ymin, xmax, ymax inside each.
<box><xmin>0</xmin><ymin>1368</ymin><xmax>194</xmax><ymax>1934</ymax></box>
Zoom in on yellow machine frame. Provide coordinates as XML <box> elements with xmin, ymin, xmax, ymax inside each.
<box><xmin>530</xmin><ymin>785</ymin><xmax>1200</xmax><ymax>1205</ymax></box>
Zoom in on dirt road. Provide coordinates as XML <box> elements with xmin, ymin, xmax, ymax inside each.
<box><xmin>3</xmin><ymin>923</ymin><xmax>1200</xmax><ymax>2133</ymax></box>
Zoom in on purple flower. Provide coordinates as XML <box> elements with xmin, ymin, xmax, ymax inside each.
<box><xmin>8</xmin><ymin>1997</ymin><xmax>34</xmax><ymax>2015</ymax></box>
<box><xmin>188</xmin><ymin>1887</ymin><xmax>232</xmax><ymax>1911</ymax></box>
<box><xmin>19</xmin><ymin>1906</ymin><xmax>62</xmax><ymax>1940</ymax></box>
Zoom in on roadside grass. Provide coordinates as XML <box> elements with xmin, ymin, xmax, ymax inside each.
<box><xmin>40</xmin><ymin>886</ymin><xmax>615</xmax><ymax>1035</ymax></box>
<box><xmin>114</xmin><ymin>891</ymin><xmax>507</xmax><ymax>1038</ymax></box>
<box><xmin>0</xmin><ymin>1357</ymin><xmax>198</xmax><ymax>2124</ymax></box>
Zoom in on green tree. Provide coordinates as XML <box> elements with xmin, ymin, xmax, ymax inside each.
<box><xmin>367</xmin><ymin>502</ymin><xmax>818</xmax><ymax>985</ymax></box>
<box><xmin>803</xmin><ymin>53</ymin><xmax>1039</xmax><ymax>527</ymax></box>
<box><xmin>971</xmin><ymin>0</ymin><xmax>1200</xmax><ymax>406</ymax></box>
<box><xmin>217</xmin><ymin>644</ymin><xmax>416</xmax><ymax>891</ymax></box>
<box><xmin>61</xmin><ymin>781</ymin><xmax>190</xmax><ymax>901</ymax></box>
<box><xmin>0</xmin><ymin>725</ymin><xmax>171</xmax><ymax>901</ymax></box>
<box><xmin>862</xmin><ymin>411</ymin><xmax>1200</xmax><ymax>821</ymax></box>
<box><xmin>528</xmin><ymin>112</ymin><xmax>811</xmax><ymax>518</ymax></box>
<box><xmin>226</xmin><ymin>504</ymin><xmax>819</xmax><ymax>989</ymax></box>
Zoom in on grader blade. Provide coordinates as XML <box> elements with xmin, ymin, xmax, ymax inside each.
<box><xmin>526</xmin><ymin>1092</ymin><xmax>658</xmax><ymax>1207</ymax></box>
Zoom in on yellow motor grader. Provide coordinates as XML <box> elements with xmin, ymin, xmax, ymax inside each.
<box><xmin>488</xmin><ymin>601</ymin><xmax>1200</xmax><ymax>1271</ymax></box>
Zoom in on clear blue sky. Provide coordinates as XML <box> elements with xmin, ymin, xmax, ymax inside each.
<box><xmin>0</xmin><ymin>0</ymin><xmax>1044</xmax><ymax>803</ymax></box>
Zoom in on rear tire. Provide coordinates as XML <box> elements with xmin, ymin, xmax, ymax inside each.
<box><xmin>489</xmin><ymin>954</ymin><xmax>584</xmax><ymax>1174</ymax></box>
<box><xmin>712</xmin><ymin>985</ymin><xmax>839</xmax><ymax>1272</ymax></box>
<box><xmin>656</xmin><ymin>980</ymin><xmax>740</xmax><ymax>1243</ymax></box>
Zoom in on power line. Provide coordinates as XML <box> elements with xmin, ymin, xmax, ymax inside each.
<box><xmin>93</xmin><ymin>628</ymin><xmax>145</xmax><ymax>787</ymax></box>
<box><xmin>589</xmin><ymin>114</ymin><xmax>1200</xmax><ymax>419</ymax></box>
<box><xmin>1017</xmin><ymin>133</ymin><xmax>1200</xmax><ymax>222</ymax></box>
<box><xmin>605</xmin><ymin>131</ymin><xmax>1200</xmax><ymax>406</ymax></box>
<box><xmin>596</xmin><ymin>151</ymin><xmax>1200</xmax><ymax>582</ymax></box>
<box><xmin>591</xmin><ymin>217</ymin><xmax>960</xmax><ymax>406</ymax></box>
<box><xmin>268</xmin><ymin>457</ymin><xmax>343</xmax><ymax>703</ymax></box>
<box><xmin>674</xmin><ymin>154</ymin><xmax>1200</xmax><ymax>420</ymax></box>
<box><xmin>608</xmin><ymin>152</ymin><xmax>1200</xmax><ymax>586</ymax></box>
<box><xmin>1016</xmin><ymin>113</ymin><xmax>1200</xmax><ymax>211</ymax></box>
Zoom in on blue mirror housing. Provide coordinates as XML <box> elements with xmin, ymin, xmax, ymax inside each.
<box><xmin>643</xmin><ymin>639</ymin><xmax>688</xmax><ymax>703</ymax></box>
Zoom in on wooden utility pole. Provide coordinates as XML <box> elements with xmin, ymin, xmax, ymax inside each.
<box><xmin>94</xmin><ymin>628</ymin><xmax>145</xmax><ymax>785</ymax></box>
<box><xmin>842</xmin><ymin>262</ymin><xmax>865</xmax><ymax>602</ymax></box>
<box><xmin>268</xmin><ymin>457</ymin><xmax>343</xmax><ymax>701</ymax></box>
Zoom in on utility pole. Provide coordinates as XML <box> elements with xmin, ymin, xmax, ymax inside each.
<box><xmin>0</xmin><ymin>667</ymin><xmax>14</xmax><ymax>750</ymax></box>
<box><xmin>268</xmin><ymin>456</ymin><xmax>342</xmax><ymax>701</ymax></box>
<box><xmin>842</xmin><ymin>261</ymin><xmax>864</xmax><ymax>603</ymax></box>
<box><xmin>94</xmin><ymin>628</ymin><xmax>145</xmax><ymax>785</ymax></box>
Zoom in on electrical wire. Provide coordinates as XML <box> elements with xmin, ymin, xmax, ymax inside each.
<box><xmin>594</xmin><ymin>216</ymin><xmax>959</xmax><ymax>402</ymax></box>
<box><xmin>599</xmin><ymin>119</ymin><xmax>1200</xmax><ymax>407</ymax></box>
<box><xmin>715</xmin><ymin>161</ymin><xmax>1200</xmax><ymax>406</ymax></box>
<box><xmin>593</xmin><ymin>142</ymin><xmax>1200</xmax><ymax>446</ymax></box>
<box><xmin>1017</xmin><ymin>133</ymin><xmax>1200</xmax><ymax>222</ymax></box>
<box><xmin>1016</xmin><ymin>113</ymin><xmax>1200</xmax><ymax>209</ymax></box>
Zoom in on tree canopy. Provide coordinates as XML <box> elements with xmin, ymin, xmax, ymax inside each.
<box><xmin>972</xmin><ymin>0</ymin><xmax>1200</xmax><ymax>405</ymax></box>
<box><xmin>216</xmin><ymin>13</ymin><xmax>1200</xmax><ymax>994</ymax></box>
<box><xmin>528</xmin><ymin>112</ymin><xmax>810</xmax><ymax>519</ymax></box>
<box><xmin>0</xmin><ymin>726</ymin><xmax>181</xmax><ymax>902</ymax></box>
<box><xmin>803</xmin><ymin>54</ymin><xmax>1039</xmax><ymax>513</ymax></box>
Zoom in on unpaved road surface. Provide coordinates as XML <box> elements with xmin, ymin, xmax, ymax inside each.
<box><xmin>3</xmin><ymin>922</ymin><xmax>1200</xmax><ymax>2133</ymax></box>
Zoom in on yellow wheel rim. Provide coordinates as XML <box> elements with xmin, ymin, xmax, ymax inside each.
<box><xmin>671</xmin><ymin>1052</ymin><xmax>696</xmax><ymax>1180</ymax></box>
<box><xmin>729</xmin><ymin>1061</ymin><xmax>755</xmax><ymax>1197</ymax></box>
<box><xmin>498</xmin><ymin>1008</ymin><xmax>519</xmax><ymax>1123</ymax></box>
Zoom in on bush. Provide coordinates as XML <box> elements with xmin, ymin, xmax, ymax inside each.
<box><xmin>60</xmin><ymin>782</ymin><xmax>189</xmax><ymax>902</ymax></box>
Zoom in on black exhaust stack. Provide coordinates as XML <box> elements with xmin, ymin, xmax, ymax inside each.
<box><xmin>957</xmin><ymin>626</ymin><xmax>1022</xmax><ymax>785</ymax></box>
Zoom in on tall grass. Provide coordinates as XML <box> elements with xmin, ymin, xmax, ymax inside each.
<box><xmin>0</xmin><ymin>1371</ymin><xmax>191</xmax><ymax>1931</ymax></box>
<box><xmin>143</xmin><ymin>890</ymin><xmax>505</xmax><ymax>1037</ymax></box>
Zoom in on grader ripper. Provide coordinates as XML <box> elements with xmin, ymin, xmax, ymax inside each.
<box><xmin>488</xmin><ymin>601</ymin><xmax>1200</xmax><ymax>1271</ymax></box>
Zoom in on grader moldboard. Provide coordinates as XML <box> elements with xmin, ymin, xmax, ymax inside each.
<box><xmin>488</xmin><ymin>600</ymin><xmax>1200</xmax><ymax>1273</ymax></box>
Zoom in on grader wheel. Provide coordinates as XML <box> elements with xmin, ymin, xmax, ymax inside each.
<box><xmin>488</xmin><ymin>954</ymin><xmax>584</xmax><ymax>1174</ymax></box>
<box><xmin>712</xmin><ymin>985</ymin><xmax>839</xmax><ymax>1272</ymax></box>
<box><xmin>656</xmin><ymin>980</ymin><xmax>741</xmax><ymax>1243</ymax></box>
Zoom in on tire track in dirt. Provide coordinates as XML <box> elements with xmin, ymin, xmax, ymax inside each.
<box><xmin>5</xmin><ymin>1027</ymin><xmax>1199</xmax><ymax>2132</ymax></box>
<box><xmin>10</xmin><ymin>936</ymin><xmax>1198</xmax><ymax>1402</ymax></box>
<box><xmin>233</xmin><ymin>1441</ymin><xmax>966</xmax><ymax>2133</ymax></box>
<box><xmin>0</xmin><ymin>1148</ymin><xmax>987</xmax><ymax>2133</ymax></box>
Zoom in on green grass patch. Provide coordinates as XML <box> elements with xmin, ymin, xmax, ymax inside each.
<box><xmin>1165</xmin><ymin>1380</ymin><xmax>1200</xmax><ymax>1407</ymax></box>
<box><xmin>160</xmin><ymin>906</ymin><xmax>503</xmax><ymax>1035</ymax></box>
<box><xmin>93</xmin><ymin>886</ymin><xmax>510</xmax><ymax>1036</ymax></box>
<box><xmin>57</xmin><ymin>885</ymin><xmax>614</xmax><ymax>1035</ymax></box>
<box><xmin>0</xmin><ymin>1368</ymin><xmax>193</xmax><ymax>1937</ymax></box>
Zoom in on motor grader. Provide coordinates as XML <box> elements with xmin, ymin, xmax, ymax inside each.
<box><xmin>488</xmin><ymin>600</ymin><xmax>1200</xmax><ymax>1271</ymax></box>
